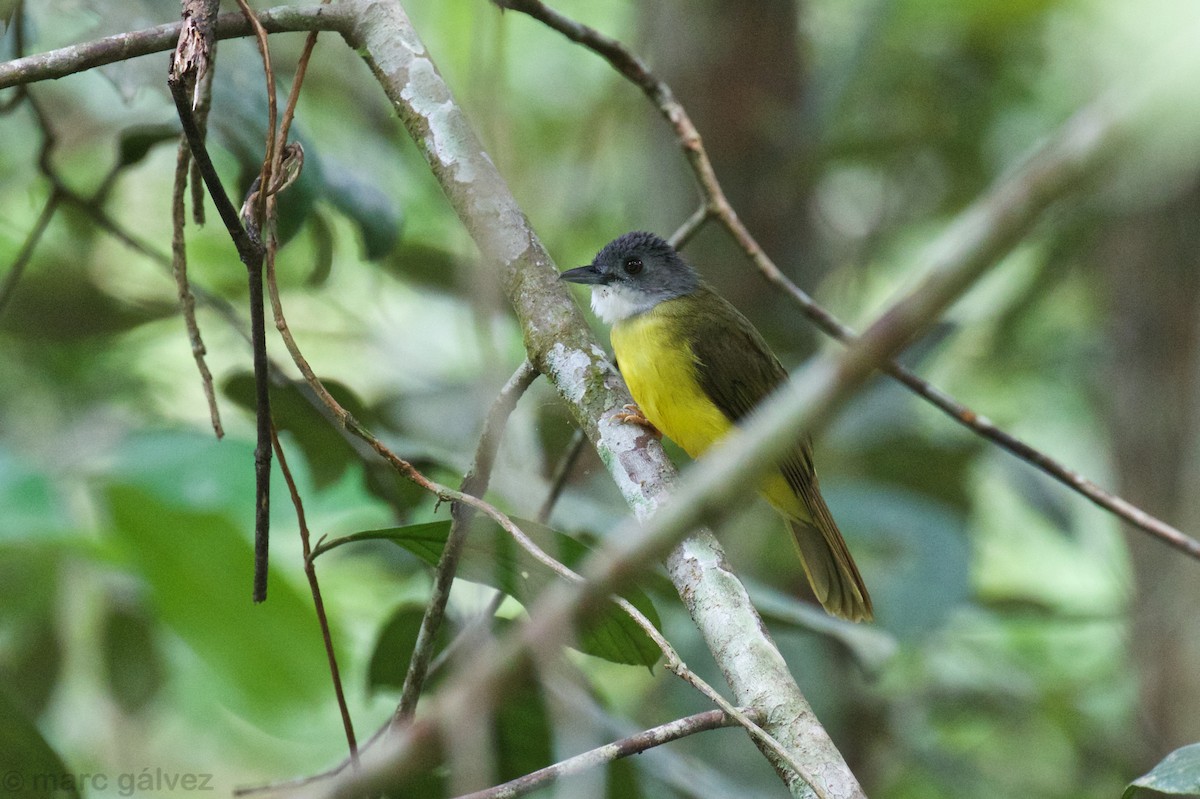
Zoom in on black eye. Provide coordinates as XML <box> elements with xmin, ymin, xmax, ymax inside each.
<box><xmin>623</xmin><ymin>257</ymin><xmax>643</xmax><ymax>275</ymax></box>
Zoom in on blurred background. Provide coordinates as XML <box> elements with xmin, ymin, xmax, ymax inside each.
<box><xmin>2</xmin><ymin>0</ymin><xmax>1200</xmax><ymax>797</ymax></box>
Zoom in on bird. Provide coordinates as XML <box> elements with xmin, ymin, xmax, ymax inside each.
<box><xmin>560</xmin><ymin>231</ymin><xmax>872</xmax><ymax>622</ymax></box>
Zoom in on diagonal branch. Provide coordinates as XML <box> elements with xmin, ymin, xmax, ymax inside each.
<box><xmin>394</xmin><ymin>360</ymin><xmax>539</xmax><ymax>723</ymax></box>
<box><xmin>454</xmin><ymin>708</ymin><xmax>759</xmax><ymax>799</ymax></box>
<box><xmin>495</xmin><ymin>0</ymin><xmax>1200</xmax><ymax>561</ymax></box>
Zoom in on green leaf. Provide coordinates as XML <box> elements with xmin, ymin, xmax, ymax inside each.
<box><xmin>0</xmin><ymin>615</ymin><xmax>61</xmax><ymax>720</ymax></box>
<box><xmin>378</xmin><ymin>241</ymin><xmax>467</xmax><ymax>294</ymax></box>
<box><xmin>0</xmin><ymin>265</ymin><xmax>174</xmax><ymax>341</ymax></box>
<box><xmin>1125</xmin><ymin>743</ymin><xmax>1200</xmax><ymax>798</ymax></box>
<box><xmin>494</xmin><ymin>663</ymin><xmax>552</xmax><ymax>782</ymax></box>
<box><xmin>0</xmin><ymin>686</ymin><xmax>80</xmax><ymax>799</ymax></box>
<box><xmin>607</xmin><ymin>756</ymin><xmax>644</xmax><ymax>799</ymax></box>
<box><xmin>826</xmin><ymin>481</ymin><xmax>970</xmax><ymax>639</ymax></box>
<box><xmin>102</xmin><ymin>600</ymin><xmax>165</xmax><ymax>714</ymax></box>
<box><xmin>222</xmin><ymin>372</ymin><xmax>370</xmax><ymax>490</ymax></box>
<box><xmin>116</xmin><ymin>123</ymin><xmax>179</xmax><ymax>168</ymax></box>
<box><xmin>104</xmin><ymin>485</ymin><xmax>331</xmax><ymax>722</ymax></box>
<box><xmin>322</xmin><ymin>162</ymin><xmax>402</xmax><ymax>261</ymax></box>
<box><xmin>367</xmin><ymin>603</ymin><xmax>453</xmax><ymax>694</ymax></box>
<box><xmin>316</xmin><ymin>517</ymin><xmax>663</xmax><ymax>668</ymax></box>
<box><xmin>306</xmin><ymin>210</ymin><xmax>336</xmax><ymax>287</ymax></box>
<box><xmin>0</xmin><ymin>450</ymin><xmax>71</xmax><ymax>541</ymax></box>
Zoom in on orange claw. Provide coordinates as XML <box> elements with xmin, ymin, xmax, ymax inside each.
<box><xmin>614</xmin><ymin>403</ymin><xmax>662</xmax><ymax>439</ymax></box>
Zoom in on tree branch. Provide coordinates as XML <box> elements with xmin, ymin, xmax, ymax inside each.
<box><xmin>394</xmin><ymin>360</ymin><xmax>539</xmax><ymax>722</ymax></box>
<box><xmin>0</xmin><ymin>3</ymin><xmax>350</xmax><ymax>91</ymax></box>
<box><xmin>454</xmin><ymin>708</ymin><xmax>758</xmax><ymax>799</ymax></box>
<box><xmin>270</xmin><ymin>427</ymin><xmax>358</xmax><ymax>760</ymax></box>
<box><xmin>167</xmin><ymin>72</ymin><xmax>272</xmax><ymax>603</ymax></box>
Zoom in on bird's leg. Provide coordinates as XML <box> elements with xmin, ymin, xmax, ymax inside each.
<box><xmin>613</xmin><ymin>403</ymin><xmax>662</xmax><ymax>439</ymax></box>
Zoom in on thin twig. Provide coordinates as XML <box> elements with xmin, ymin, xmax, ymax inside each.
<box><xmin>167</xmin><ymin>71</ymin><xmax>272</xmax><ymax>602</ymax></box>
<box><xmin>274</xmin><ymin>0</ymin><xmax>332</xmax><ymax>162</ymax></box>
<box><xmin>233</xmin><ymin>0</ymin><xmax>277</xmax><ymax>239</ymax></box>
<box><xmin>271</xmin><ymin>426</ymin><xmax>358</xmax><ymax>760</ymax></box>
<box><xmin>535</xmin><ymin>429</ymin><xmax>586</xmax><ymax>524</ymax></box>
<box><xmin>171</xmin><ymin>141</ymin><xmax>223</xmax><ymax>438</ymax></box>
<box><xmin>454</xmin><ymin>708</ymin><xmax>757</xmax><ymax>799</ymax></box>
<box><xmin>0</xmin><ymin>188</ymin><xmax>58</xmax><ymax>315</ymax></box>
<box><xmin>667</xmin><ymin>204</ymin><xmax>710</xmax><ymax>250</ymax></box>
<box><xmin>394</xmin><ymin>361</ymin><xmax>540</xmax><ymax>723</ymax></box>
<box><xmin>496</xmin><ymin>0</ymin><xmax>1200</xmax><ymax>561</ymax></box>
<box><xmin>425</xmin><ymin>483</ymin><xmax>830</xmax><ymax>799</ymax></box>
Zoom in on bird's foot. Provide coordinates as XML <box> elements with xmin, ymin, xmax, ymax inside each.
<box><xmin>613</xmin><ymin>404</ymin><xmax>662</xmax><ymax>439</ymax></box>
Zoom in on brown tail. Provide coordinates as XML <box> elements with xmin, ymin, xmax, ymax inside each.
<box><xmin>787</xmin><ymin>516</ymin><xmax>873</xmax><ymax>622</ymax></box>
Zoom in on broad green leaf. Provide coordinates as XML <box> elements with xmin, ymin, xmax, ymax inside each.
<box><xmin>0</xmin><ymin>265</ymin><xmax>174</xmax><ymax>341</ymax></box>
<box><xmin>222</xmin><ymin>372</ymin><xmax>370</xmax><ymax>491</ymax></box>
<box><xmin>306</xmin><ymin>210</ymin><xmax>336</xmax><ymax>287</ymax></box>
<box><xmin>607</xmin><ymin>756</ymin><xmax>644</xmax><ymax>799</ymax></box>
<box><xmin>367</xmin><ymin>603</ymin><xmax>453</xmax><ymax>694</ymax></box>
<box><xmin>0</xmin><ymin>687</ymin><xmax>80</xmax><ymax>799</ymax></box>
<box><xmin>1125</xmin><ymin>743</ymin><xmax>1200</xmax><ymax>798</ymax></box>
<box><xmin>102</xmin><ymin>600</ymin><xmax>165</xmax><ymax>714</ymax></box>
<box><xmin>116</xmin><ymin>123</ymin><xmax>179</xmax><ymax>168</ymax></box>
<box><xmin>378</xmin><ymin>241</ymin><xmax>468</xmax><ymax>294</ymax></box>
<box><xmin>322</xmin><ymin>161</ymin><xmax>402</xmax><ymax>261</ymax></box>
<box><xmin>104</xmin><ymin>485</ymin><xmax>330</xmax><ymax>721</ymax></box>
<box><xmin>825</xmin><ymin>481</ymin><xmax>970</xmax><ymax>639</ymax></box>
<box><xmin>0</xmin><ymin>450</ymin><xmax>71</xmax><ymax>541</ymax></box>
<box><xmin>494</xmin><ymin>664</ymin><xmax>552</xmax><ymax>783</ymax></box>
<box><xmin>0</xmin><ymin>615</ymin><xmax>61</xmax><ymax>720</ymax></box>
<box><xmin>315</xmin><ymin>517</ymin><xmax>663</xmax><ymax>668</ymax></box>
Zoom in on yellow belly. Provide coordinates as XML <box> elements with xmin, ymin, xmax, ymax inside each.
<box><xmin>611</xmin><ymin>306</ymin><xmax>809</xmax><ymax>524</ymax></box>
<box><xmin>611</xmin><ymin>309</ymin><xmax>729</xmax><ymax>459</ymax></box>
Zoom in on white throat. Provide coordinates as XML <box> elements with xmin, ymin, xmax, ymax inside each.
<box><xmin>590</xmin><ymin>284</ymin><xmax>657</xmax><ymax>324</ymax></box>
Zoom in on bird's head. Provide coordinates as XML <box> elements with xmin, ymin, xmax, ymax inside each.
<box><xmin>560</xmin><ymin>231</ymin><xmax>700</xmax><ymax>324</ymax></box>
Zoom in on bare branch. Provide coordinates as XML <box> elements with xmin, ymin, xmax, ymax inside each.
<box><xmin>454</xmin><ymin>708</ymin><xmax>758</xmax><ymax>799</ymax></box>
<box><xmin>0</xmin><ymin>3</ymin><xmax>350</xmax><ymax>91</ymax></box>
<box><xmin>343</xmin><ymin>4</ymin><xmax>865</xmax><ymax>795</ymax></box>
<box><xmin>535</xmin><ymin>429</ymin><xmax>585</xmax><ymax>524</ymax></box>
<box><xmin>168</xmin><ymin>64</ymin><xmax>272</xmax><ymax>603</ymax></box>
<box><xmin>0</xmin><ymin>188</ymin><xmax>58</xmax><ymax>315</ymax></box>
<box><xmin>394</xmin><ymin>360</ymin><xmax>539</xmax><ymax>722</ymax></box>
<box><xmin>170</xmin><ymin>141</ymin><xmax>223</xmax><ymax>438</ymax></box>
<box><xmin>270</xmin><ymin>427</ymin><xmax>358</xmax><ymax>760</ymax></box>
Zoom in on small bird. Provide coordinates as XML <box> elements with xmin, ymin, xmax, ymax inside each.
<box><xmin>560</xmin><ymin>231</ymin><xmax>872</xmax><ymax>621</ymax></box>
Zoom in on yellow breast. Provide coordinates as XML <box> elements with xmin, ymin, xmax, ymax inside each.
<box><xmin>610</xmin><ymin>303</ymin><xmax>732</xmax><ymax>459</ymax></box>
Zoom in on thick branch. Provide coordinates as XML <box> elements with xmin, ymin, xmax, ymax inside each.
<box><xmin>0</xmin><ymin>3</ymin><xmax>350</xmax><ymax>90</ymax></box>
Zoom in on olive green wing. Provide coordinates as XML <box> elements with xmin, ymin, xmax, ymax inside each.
<box><xmin>686</xmin><ymin>287</ymin><xmax>872</xmax><ymax>621</ymax></box>
<box><xmin>683</xmin><ymin>287</ymin><xmax>788</xmax><ymax>423</ymax></box>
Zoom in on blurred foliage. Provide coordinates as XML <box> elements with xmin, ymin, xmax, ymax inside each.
<box><xmin>1</xmin><ymin>0</ymin><xmax>1199</xmax><ymax>797</ymax></box>
<box><xmin>318</xmin><ymin>516</ymin><xmax>664</xmax><ymax>668</ymax></box>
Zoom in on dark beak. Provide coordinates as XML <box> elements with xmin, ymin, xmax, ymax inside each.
<box><xmin>559</xmin><ymin>263</ymin><xmax>607</xmax><ymax>285</ymax></box>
